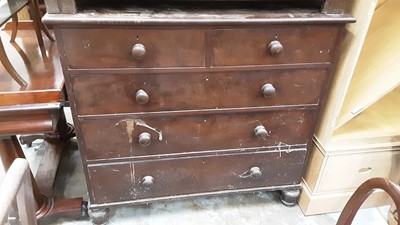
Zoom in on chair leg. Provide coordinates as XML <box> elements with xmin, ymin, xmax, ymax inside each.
<box><xmin>0</xmin><ymin>37</ymin><xmax>27</xmax><ymax>86</ymax></box>
<box><xmin>39</xmin><ymin>22</ymin><xmax>55</xmax><ymax>42</ymax></box>
<box><xmin>10</xmin><ymin>15</ymin><xmax>18</xmax><ymax>43</ymax></box>
<box><xmin>336</xmin><ymin>178</ymin><xmax>400</xmax><ymax>225</ymax></box>
<box><xmin>33</xmin><ymin>1</ymin><xmax>55</xmax><ymax>42</ymax></box>
<box><xmin>27</xmin><ymin>0</ymin><xmax>45</xmax><ymax>49</ymax></box>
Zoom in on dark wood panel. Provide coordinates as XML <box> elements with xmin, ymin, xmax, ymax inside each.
<box><xmin>211</xmin><ymin>26</ymin><xmax>339</xmax><ymax>66</ymax></box>
<box><xmin>79</xmin><ymin>110</ymin><xmax>315</xmax><ymax>160</ymax></box>
<box><xmin>72</xmin><ymin>69</ymin><xmax>327</xmax><ymax>115</ymax></box>
<box><xmin>61</xmin><ymin>29</ymin><xmax>206</xmax><ymax>69</ymax></box>
<box><xmin>87</xmin><ymin>150</ymin><xmax>306</xmax><ymax>204</ymax></box>
<box><xmin>0</xmin><ymin>113</ymin><xmax>53</xmax><ymax>135</ymax></box>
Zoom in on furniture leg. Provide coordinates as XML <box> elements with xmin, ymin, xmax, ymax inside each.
<box><xmin>32</xmin><ymin>0</ymin><xmax>55</xmax><ymax>42</ymax></box>
<box><xmin>280</xmin><ymin>187</ymin><xmax>301</xmax><ymax>206</ymax></box>
<box><xmin>19</xmin><ymin>134</ymin><xmax>45</xmax><ymax>147</ymax></box>
<box><xmin>0</xmin><ymin>37</ymin><xmax>27</xmax><ymax>86</ymax></box>
<box><xmin>27</xmin><ymin>0</ymin><xmax>45</xmax><ymax>51</ymax></box>
<box><xmin>89</xmin><ymin>208</ymin><xmax>110</xmax><ymax>225</ymax></box>
<box><xmin>10</xmin><ymin>14</ymin><xmax>18</xmax><ymax>43</ymax></box>
<box><xmin>39</xmin><ymin>21</ymin><xmax>55</xmax><ymax>42</ymax></box>
<box><xmin>35</xmin><ymin>109</ymin><xmax>74</xmax><ymax>195</ymax></box>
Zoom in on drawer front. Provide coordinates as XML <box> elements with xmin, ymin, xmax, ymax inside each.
<box><xmin>61</xmin><ymin>29</ymin><xmax>206</xmax><ymax>69</ymax></box>
<box><xmin>80</xmin><ymin>110</ymin><xmax>315</xmax><ymax>160</ymax></box>
<box><xmin>87</xmin><ymin>150</ymin><xmax>306</xmax><ymax>204</ymax></box>
<box><xmin>211</xmin><ymin>26</ymin><xmax>339</xmax><ymax>66</ymax></box>
<box><xmin>72</xmin><ymin>69</ymin><xmax>326</xmax><ymax>115</ymax></box>
<box><xmin>318</xmin><ymin>151</ymin><xmax>400</xmax><ymax>193</ymax></box>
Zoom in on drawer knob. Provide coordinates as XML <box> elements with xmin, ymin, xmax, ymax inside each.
<box><xmin>141</xmin><ymin>176</ymin><xmax>154</xmax><ymax>189</ymax></box>
<box><xmin>254</xmin><ymin>125</ymin><xmax>269</xmax><ymax>138</ymax></box>
<box><xmin>268</xmin><ymin>40</ymin><xmax>283</xmax><ymax>56</ymax></box>
<box><xmin>136</xmin><ymin>89</ymin><xmax>149</xmax><ymax>104</ymax></box>
<box><xmin>131</xmin><ymin>43</ymin><xmax>146</xmax><ymax>60</ymax></box>
<box><xmin>250</xmin><ymin>167</ymin><xmax>262</xmax><ymax>179</ymax></box>
<box><xmin>138</xmin><ymin>132</ymin><xmax>151</xmax><ymax>147</ymax></box>
<box><xmin>261</xmin><ymin>83</ymin><xmax>276</xmax><ymax>98</ymax></box>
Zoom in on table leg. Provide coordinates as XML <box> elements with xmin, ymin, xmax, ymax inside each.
<box><xmin>0</xmin><ymin>37</ymin><xmax>27</xmax><ymax>86</ymax></box>
<box><xmin>36</xmin><ymin>108</ymin><xmax>75</xmax><ymax>195</ymax></box>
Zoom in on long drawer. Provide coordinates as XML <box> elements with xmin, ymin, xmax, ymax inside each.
<box><xmin>87</xmin><ymin>150</ymin><xmax>306</xmax><ymax>204</ymax></box>
<box><xmin>79</xmin><ymin>109</ymin><xmax>315</xmax><ymax>160</ymax></box>
<box><xmin>72</xmin><ymin>69</ymin><xmax>327</xmax><ymax>115</ymax></box>
<box><xmin>317</xmin><ymin>150</ymin><xmax>400</xmax><ymax>193</ymax></box>
<box><xmin>211</xmin><ymin>26</ymin><xmax>339</xmax><ymax>66</ymax></box>
<box><xmin>61</xmin><ymin>29</ymin><xmax>206</xmax><ymax>69</ymax></box>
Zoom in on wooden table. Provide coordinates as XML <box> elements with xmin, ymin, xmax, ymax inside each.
<box><xmin>0</xmin><ymin>28</ymin><xmax>87</xmax><ymax>221</ymax></box>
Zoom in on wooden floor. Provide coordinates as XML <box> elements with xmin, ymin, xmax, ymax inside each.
<box><xmin>0</xmin><ymin>27</ymin><xmax>64</xmax><ymax>106</ymax></box>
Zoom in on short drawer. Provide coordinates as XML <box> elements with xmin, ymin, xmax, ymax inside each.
<box><xmin>87</xmin><ymin>150</ymin><xmax>306</xmax><ymax>204</ymax></box>
<box><xmin>317</xmin><ymin>151</ymin><xmax>400</xmax><ymax>193</ymax></box>
<box><xmin>61</xmin><ymin>29</ymin><xmax>206</xmax><ymax>69</ymax></box>
<box><xmin>211</xmin><ymin>26</ymin><xmax>339</xmax><ymax>66</ymax></box>
<box><xmin>72</xmin><ymin>69</ymin><xmax>327</xmax><ymax>115</ymax></box>
<box><xmin>79</xmin><ymin>110</ymin><xmax>315</xmax><ymax>160</ymax></box>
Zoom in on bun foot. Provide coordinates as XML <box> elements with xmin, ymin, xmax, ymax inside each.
<box><xmin>280</xmin><ymin>187</ymin><xmax>301</xmax><ymax>206</ymax></box>
<box><xmin>89</xmin><ymin>208</ymin><xmax>110</xmax><ymax>225</ymax></box>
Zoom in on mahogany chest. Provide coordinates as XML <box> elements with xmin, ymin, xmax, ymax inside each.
<box><xmin>44</xmin><ymin>1</ymin><xmax>354</xmax><ymax>223</ymax></box>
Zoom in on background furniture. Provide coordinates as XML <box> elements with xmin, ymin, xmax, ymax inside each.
<box><xmin>44</xmin><ymin>0</ymin><xmax>354</xmax><ymax>223</ymax></box>
<box><xmin>0</xmin><ymin>27</ymin><xmax>86</xmax><ymax>221</ymax></box>
<box><xmin>337</xmin><ymin>178</ymin><xmax>400</xmax><ymax>225</ymax></box>
<box><xmin>299</xmin><ymin>0</ymin><xmax>400</xmax><ymax>215</ymax></box>
<box><xmin>0</xmin><ymin>158</ymin><xmax>37</xmax><ymax>225</ymax></box>
<box><xmin>0</xmin><ymin>0</ymin><xmax>53</xmax><ymax>86</ymax></box>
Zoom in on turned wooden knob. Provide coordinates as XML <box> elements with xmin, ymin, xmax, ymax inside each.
<box><xmin>135</xmin><ymin>89</ymin><xmax>149</xmax><ymax>104</ymax></box>
<box><xmin>250</xmin><ymin>167</ymin><xmax>262</xmax><ymax>179</ymax></box>
<box><xmin>268</xmin><ymin>40</ymin><xmax>283</xmax><ymax>56</ymax></box>
<box><xmin>141</xmin><ymin>176</ymin><xmax>154</xmax><ymax>189</ymax></box>
<box><xmin>131</xmin><ymin>43</ymin><xmax>146</xmax><ymax>60</ymax></box>
<box><xmin>261</xmin><ymin>83</ymin><xmax>276</xmax><ymax>98</ymax></box>
<box><xmin>138</xmin><ymin>132</ymin><xmax>151</xmax><ymax>147</ymax></box>
<box><xmin>254</xmin><ymin>125</ymin><xmax>268</xmax><ymax>138</ymax></box>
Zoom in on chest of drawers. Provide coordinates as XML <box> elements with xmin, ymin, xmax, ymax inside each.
<box><xmin>44</xmin><ymin>1</ymin><xmax>354</xmax><ymax>223</ymax></box>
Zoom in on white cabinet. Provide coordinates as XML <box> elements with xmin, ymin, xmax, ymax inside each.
<box><xmin>299</xmin><ymin>0</ymin><xmax>400</xmax><ymax>215</ymax></box>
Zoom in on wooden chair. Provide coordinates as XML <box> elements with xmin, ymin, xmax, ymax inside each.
<box><xmin>336</xmin><ymin>178</ymin><xmax>400</xmax><ymax>225</ymax></box>
<box><xmin>0</xmin><ymin>0</ymin><xmax>54</xmax><ymax>87</ymax></box>
<box><xmin>0</xmin><ymin>158</ymin><xmax>37</xmax><ymax>225</ymax></box>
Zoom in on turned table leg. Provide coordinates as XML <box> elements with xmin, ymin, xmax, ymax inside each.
<box><xmin>34</xmin><ymin>109</ymin><xmax>75</xmax><ymax>196</ymax></box>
